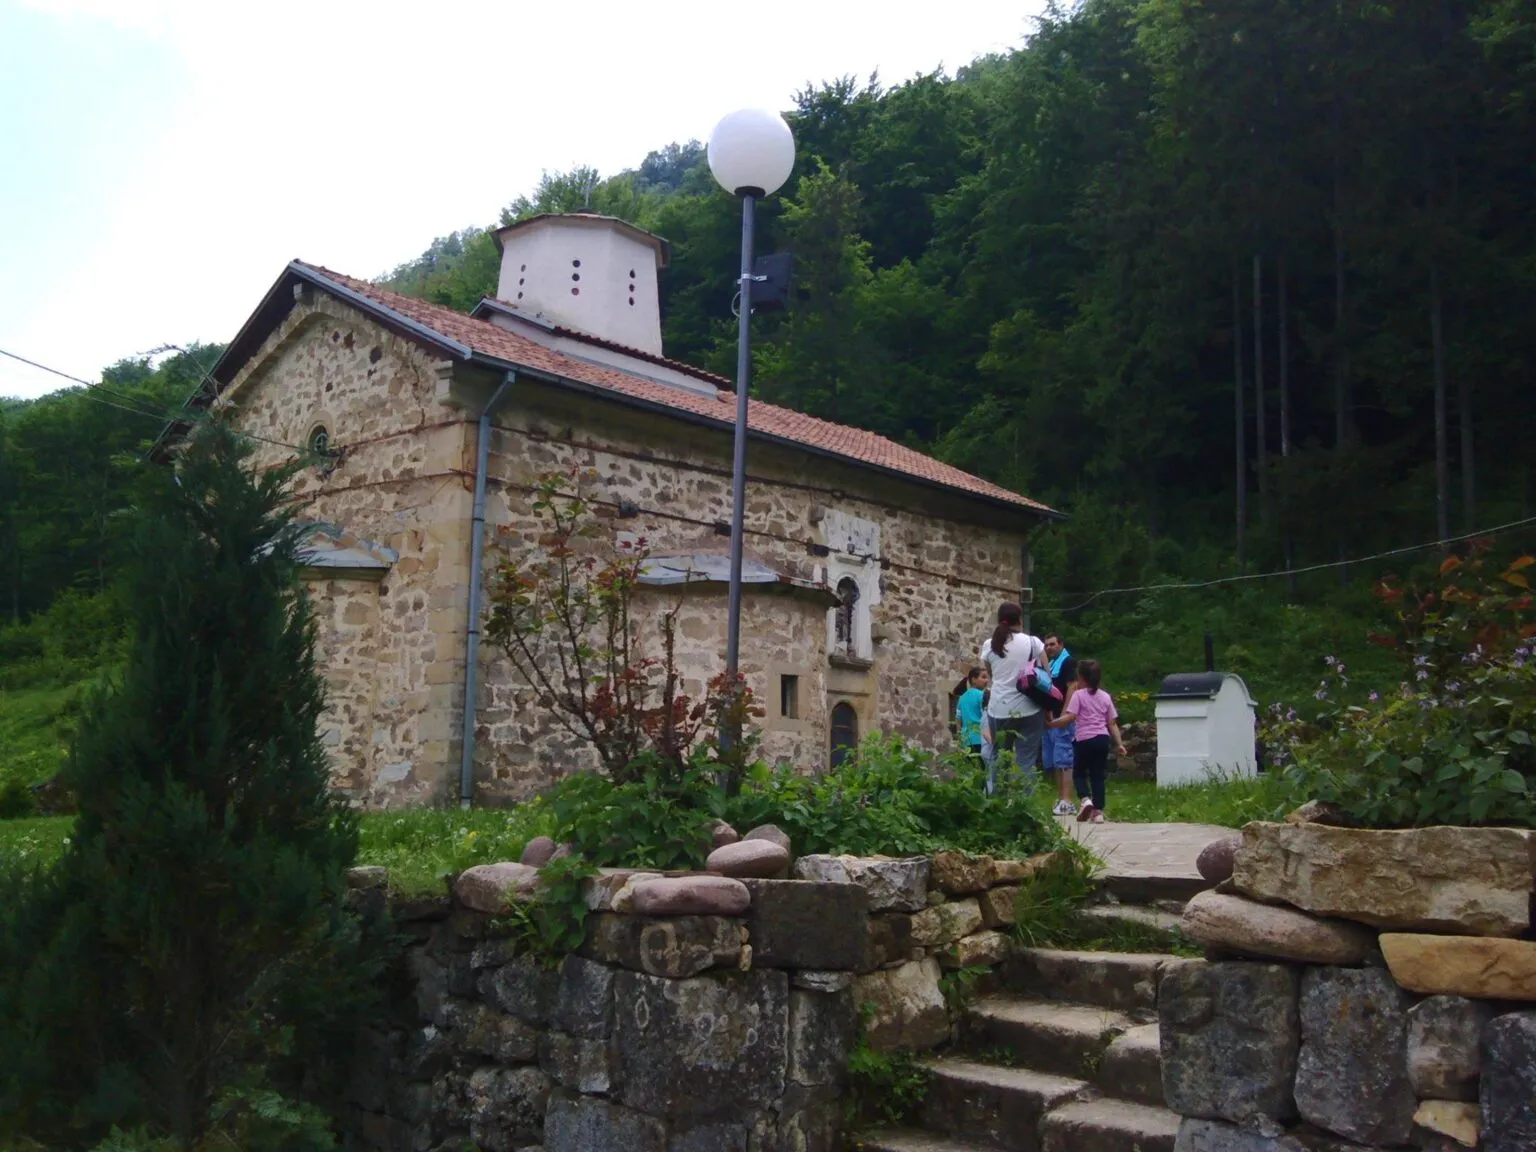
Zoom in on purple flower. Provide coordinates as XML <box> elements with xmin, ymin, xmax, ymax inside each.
<box><xmin>1414</xmin><ymin>654</ymin><xmax>1430</xmax><ymax>667</ymax></box>
<box><xmin>1368</xmin><ymin>691</ymin><xmax>1380</xmax><ymax>702</ymax></box>
<box><xmin>1417</xmin><ymin>670</ymin><xmax>1429</xmax><ymax>681</ymax></box>
<box><xmin>1315</xmin><ymin>689</ymin><xmax>1328</xmax><ymax>700</ymax></box>
<box><xmin>1446</xmin><ymin>680</ymin><xmax>1462</xmax><ymax>693</ymax></box>
<box><xmin>1418</xmin><ymin>698</ymin><xmax>1434</xmax><ymax>710</ymax></box>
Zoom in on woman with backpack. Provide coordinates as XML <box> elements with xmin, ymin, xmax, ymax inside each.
<box><xmin>979</xmin><ymin>601</ymin><xmax>1047</xmax><ymax>796</ymax></box>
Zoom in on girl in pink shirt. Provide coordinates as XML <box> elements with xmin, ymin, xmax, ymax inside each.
<box><xmin>1048</xmin><ymin>660</ymin><xmax>1125</xmax><ymax>823</ymax></box>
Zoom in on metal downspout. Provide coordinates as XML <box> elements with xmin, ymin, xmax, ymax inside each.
<box><xmin>459</xmin><ymin>371</ymin><xmax>515</xmax><ymax>808</ymax></box>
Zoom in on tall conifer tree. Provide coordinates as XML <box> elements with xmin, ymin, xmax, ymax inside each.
<box><xmin>0</xmin><ymin>421</ymin><xmax>369</xmax><ymax>1148</ymax></box>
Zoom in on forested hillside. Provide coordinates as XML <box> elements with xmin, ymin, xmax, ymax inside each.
<box><xmin>386</xmin><ymin>0</ymin><xmax>1536</xmax><ymax>607</ymax></box>
<box><xmin>0</xmin><ymin>347</ymin><xmax>219</xmax><ymax>669</ymax></box>
<box><xmin>4</xmin><ymin>0</ymin><xmax>1536</xmax><ymax>797</ymax></box>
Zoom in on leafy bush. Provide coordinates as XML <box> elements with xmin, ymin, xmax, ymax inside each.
<box><xmin>721</xmin><ymin>734</ymin><xmax>1063</xmax><ymax>858</ymax></box>
<box><xmin>1279</xmin><ymin>546</ymin><xmax>1536</xmax><ymax>827</ymax></box>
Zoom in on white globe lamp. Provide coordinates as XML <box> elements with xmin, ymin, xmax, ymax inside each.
<box><xmin>708</xmin><ymin>107</ymin><xmax>796</xmax><ymax>720</ymax></box>
<box><xmin>708</xmin><ymin>108</ymin><xmax>796</xmax><ymax>197</ymax></box>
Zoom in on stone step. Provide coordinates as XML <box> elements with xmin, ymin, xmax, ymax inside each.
<box><xmin>1002</xmin><ymin>948</ymin><xmax>1198</xmax><ymax>1014</ymax></box>
<box><xmin>1098</xmin><ymin>1022</ymin><xmax>1164</xmax><ymax>1107</ymax></box>
<box><xmin>854</xmin><ymin>1128</ymin><xmax>997</xmax><ymax>1152</ymax></box>
<box><xmin>921</xmin><ymin>1058</ymin><xmax>1091</xmax><ymax>1152</ymax></box>
<box><xmin>965</xmin><ymin>996</ymin><xmax>1136</xmax><ymax>1082</ymax></box>
<box><xmin>1080</xmin><ymin>903</ymin><xmax>1185</xmax><ymax>935</ymax></box>
<box><xmin>1038</xmin><ymin>1097</ymin><xmax>1181</xmax><ymax>1152</ymax></box>
<box><xmin>1098</xmin><ymin>870</ymin><xmax>1211</xmax><ymax>906</ymax></box>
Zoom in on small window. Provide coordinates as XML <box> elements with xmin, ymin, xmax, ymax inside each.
<box><xmin>780</xmin><ymin>674</ymin><xmax>800</xmax><ymax>720</ymax></box>
<box><xmin>307</xmin><ymin>425</ymin><xmax>330</xmax><ymax>456</ymax></box>
<box><xmin>830</xmin><ymin>702</ymin><xmax>859</xmax><ymax>769</ymax></box>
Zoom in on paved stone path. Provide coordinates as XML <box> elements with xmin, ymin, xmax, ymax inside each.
<box><xmin>1056</xmin><ymin>818</ymin><xmax>1234</xmax><ymax>903</ymax></box>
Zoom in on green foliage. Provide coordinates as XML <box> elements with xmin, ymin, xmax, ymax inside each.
<box><xmin>355</xmin><ymin>804</ymin><xmax>556</xmax><ymax>896</ymax></box>
<box><xmin>721</xmin><ymin>734</ymin><xmax>1063</xmax><ymax>859</ymax></box>
<box><xmin>547</xmin><ymin>765</ymin><xmax>717</xmax><ymax>871</ymax></box>
<box><xmin>1279</xmin><ymin>547</ymin><xmax>1536</xmax><ymax>827</ymax></box>
<box><xmin>490</xmin><ymin>854</ymin><xmax>598</xmax><ymax>967</ymax></box>
<box><xmin>0</xmin><ymin>422</ymin><xmax>378</xmax><ymax>1148</ymax></box>
<box><xmin>845</xmin><ymin>1039</ymin><xmax>931</xmax><ymax>1128</ymax></box>
<box><xmin>938</xmin><ymin>966</ymin><xmax>990</xmax><ymax>1014</ymax></box>
<box><xmin>1008</xmin><ymin>844</ymin><xmax>1102</xmax><ymax>949</ymax></box>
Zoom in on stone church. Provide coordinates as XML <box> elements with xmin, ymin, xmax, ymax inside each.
<box><xmin>164</xmin><ymin>212</ymin><xmax>1058</xmax><ymax>807</ymax></box>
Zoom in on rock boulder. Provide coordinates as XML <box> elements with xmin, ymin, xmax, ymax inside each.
<box><xmin>1181</xmin><ymin>890</ymin><xmax>1375</xmax><ymax>964</ymax></box>
<box><xmin>1295</xmin><ymin>967</ymin><xmax>1416</xmax><ymax>1147</ymax></box>
<box><xmin>1160</xmin><ymin>961</ymin><xmax>1300</xmax><ymax>1125</ymax></box>
<box><xmin>1381</xmin><ymin>933</ymin><xmax>1536</xmax><ymax>1001</ymax></box>
<box><xmin>1232</xmin><ymin>822</ymin><xmax>1534</xmax><ymax>937</ymax></box>
<box><xmin>519</xmin><ymin>835</ymin><xmax>559</xmax><ymax>867</ymax></box>
<box><xmin>629</xmin><ymin>875</ymin><xmax>751</xmax><ymax>917</ymax></box>
<box><xmin>1407</xmin><ymin>994</ymin><xmax>1494</xmax><ymax>1101</ymax></box>
<box><xmin>930</xmin><ymin>849</ymin><xmax>996</xmax><ymax>894</ymax></box>
<box><xmin>852</xmin><ymin>956</ymin><xmax>948</xmax><ymax>1051</ymax></box>
<box><xmin>910</xmin><ymin>898</ymin><xmax>984</xmax><ymax>946</ymax></box>
<box><xmin>706</xmin><ymin>839</ymin><xmax>790</xmax><ymax>878</ymax></box>
<box><xmin>743</xmin><ymin>878</ymin><xmax>869</xmax><ymax>970</ymax></box>
<box><xmin>612</xmin><ymin>969</ymin><xmax>789</xmax><ymax>1119</ymax></box>
<box><xmin>1481</xmin><ymin>1011</ymin><xmax>1536</xmax><ymax>1152</ymax></box>
<box><xmin>793</xmin><ymin>854</ymin><xmax>930</xmax><ymax>912</ymax></box>
<box><xmin>1196</xmin><ymin>836</ymin><xmax>1242</xmax><ymax>884</ymax></box>
<box><xmin>454</xmin><ymin>862</ymin><xmax>541</xmax><ymax>913</ymax></box>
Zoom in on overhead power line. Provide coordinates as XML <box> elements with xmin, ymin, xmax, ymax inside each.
<box><xmin>0</xmin><ymin>346</ymin><xmax>306</xmax><ymax>453</ymax></box>
<box><xmin>1038</xmin><ymin>513</ymin><xmax>1536</xmax><ymax>614</ymax></box>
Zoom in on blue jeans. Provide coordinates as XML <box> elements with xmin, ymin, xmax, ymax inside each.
<box><xmin>987</xmin><ymin>713</ymin><xmax>1045</xmax><ymax>795</ymax></box>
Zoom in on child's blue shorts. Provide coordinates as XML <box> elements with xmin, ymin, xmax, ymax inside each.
<box><xmin>1042</xmin><ymin>723</ymin><xmax>1076</xmax><ymax>770</ymax></box>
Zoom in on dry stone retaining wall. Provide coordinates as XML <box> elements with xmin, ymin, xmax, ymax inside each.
<box><xmin>342</xmin><ymin>846</ymin><xmax>1054</xmax><ymax>1151</ymax></box>
<box><xmin>1162</xmin><ymin>819</ymin><xmax>1536</xmax><ymax>1152</ymax></box>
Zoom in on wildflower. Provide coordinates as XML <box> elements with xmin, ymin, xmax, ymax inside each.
<box><xmin>1414</xmin><ymin>654</ymin><xmax>1430</xmax><ymax>667</ymax></box>
<box><xmin>1416</xmin><ymin>670</ymin><xmax>1429</xmax><ymax>681</ymax></box>
<box><xmin>1315</xmin><ymin>688</ymin><xmax>1328</xmax><ymax>700</ymax></box>
<box><xmin>1368</xmin><ymin>691</ymin><xmax>1380</xmax><ymax>703</ymax></box>
<box><xmin>1324</xmin><ymin>655</ymin><xmax>1337</xmax><ymax>667</ymax></box>
<box><xmin>1419</xmin><ymin>698</ymin><xmax>1434</xmax><ymax>710</ymax></box>
<box><xmin>1446</xmin><ymin>680</ymin><xmax>1462</xmax><ymax>694</ymax></box>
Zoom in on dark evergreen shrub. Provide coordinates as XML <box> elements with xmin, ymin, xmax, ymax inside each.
<box><xmin>0</xmin><ymin>422</ymin><xmax>376</xmax><ymax>1148</ymax></box>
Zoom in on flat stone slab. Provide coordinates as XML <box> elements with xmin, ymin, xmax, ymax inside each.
<box><xmin>1382</xmin><ymin>933</ymin><xmax>1536</xmax><ymax>1001</ymax></box>
<box><xmin>1039</xmin><ymin>1096</ymin><xmax>1181</xmax><ymax>1152</ymax></box>
<box><xmin>1063</xmin><ymin>821</ymin><xmax>1234</xmax><ymax>903</ymax></box>
<box><xmin>1233</xmin><ymin>822</ymin><xmax>1534</xmax><ymax>937</ymax></box>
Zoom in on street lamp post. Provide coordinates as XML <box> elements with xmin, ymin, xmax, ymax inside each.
<box><xmin>707</xmin><ymin>109</ymin><xmax>796</xmax><ymax>690</ymax></box>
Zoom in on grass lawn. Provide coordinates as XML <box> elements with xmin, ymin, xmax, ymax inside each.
<box><xmin>0</xmin><ymin>806</ymin><xmax>559</xmax><ymax>896</ymax></box>
<box><xmin>1106</xmin><ymin>773</ymin><xmax>1290</xmax><ymax>827</ymax></box>
<box><xmin>0</xmin><ymin>684</ymin><xmax>78</xmax><ymax>796</ymax></box>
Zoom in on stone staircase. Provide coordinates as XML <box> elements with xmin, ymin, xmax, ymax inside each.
<box><xmin>854</xmin><ymin>947</ymin><xmax>1192</xmax><ymax>1152</ymax></box>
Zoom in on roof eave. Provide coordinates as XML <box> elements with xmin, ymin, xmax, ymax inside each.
<box><xmin>463</xmin><ymin>350</ymin><xmax>1062</xmax><ymax>525</ymax></box>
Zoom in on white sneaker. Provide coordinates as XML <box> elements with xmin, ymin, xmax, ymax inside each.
<box><xmin>1052</xmin><ymin>799</ymin><xmax>1077</xmax><ymax>817</ymax></box>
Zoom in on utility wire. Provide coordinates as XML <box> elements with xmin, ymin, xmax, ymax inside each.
<box><xmin>0</xmin><ymin>346</ymin><xmax>307</xmax><ymax>453</ymax></box>
<box><xmin>1039</xmin><ymin>513</ymin><xmax>1536</xmax><ymax>614</ymax></box>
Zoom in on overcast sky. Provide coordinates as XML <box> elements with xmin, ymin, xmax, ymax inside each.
<box><xmin>0</xmin><ymin>0</ymin><xmax>1043</xmax><ymax>400</ymax></box>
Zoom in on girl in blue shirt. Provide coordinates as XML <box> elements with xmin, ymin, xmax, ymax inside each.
<box><xmin>956</xmin><ymin>666</ymin><xmax>991</xmax><ymax>762</ymax></box>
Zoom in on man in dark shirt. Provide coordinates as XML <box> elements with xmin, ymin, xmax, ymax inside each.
<box><xmin>1041</xmin><ymin>634</ymin><xmax>1079</xmax><ymax>815</ymax></box>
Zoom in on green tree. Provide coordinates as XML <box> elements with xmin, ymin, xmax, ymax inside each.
<box><xmin>0</xmin><ymin>421</ymin><xmax>372</xmax><ymax>1148</ymax></box>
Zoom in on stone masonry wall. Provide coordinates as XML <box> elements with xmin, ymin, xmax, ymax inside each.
<box><xmin>223</xmin><ymin>309</ymin><xmax>1036</xmax><ymax>806</ymax></box>
<box><xmin>223</xmin><ymin>297</ymin><xmax>475</xmax><ymax>805</ymax></box>
<box><xmin>470</xmin><ymin>378</ymin><xmax>1031</xmax><ymax>801</ymax></box>
<box><xmin>1163</xmin><ymin>819</ymin><xmax>1536</xmax><ymax>1151</ymax></box>
<box><xmin>342</xmin><ymin>843</ymin><xmax>1056</xmax><ymax>1152</ymax></box>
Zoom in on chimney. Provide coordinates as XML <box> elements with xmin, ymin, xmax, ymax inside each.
<box><xmin>493</xmin><ymin>213</ymin><xmax>670</xmax><ymax>355</ymax></box>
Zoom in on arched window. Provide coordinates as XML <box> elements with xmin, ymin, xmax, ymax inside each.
<box><xmin>834</xmin><ymin>577</ymin><xmax>860</xmax><ymax>658</ymax></box>
<box><xmin>830</xmin><ymin>702</ymin><xmax>859</xmax><ymax>769</ymax></box>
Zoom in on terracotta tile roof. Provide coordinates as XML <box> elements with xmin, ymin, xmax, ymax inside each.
<box><xmin>294</xmin><ymin>262</ymin><xmax>1057</xmax><ymax>517</ymax></box>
